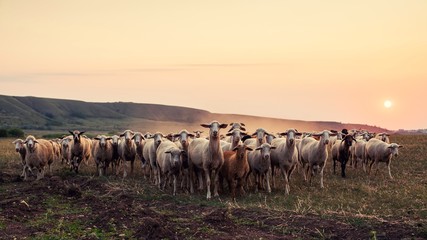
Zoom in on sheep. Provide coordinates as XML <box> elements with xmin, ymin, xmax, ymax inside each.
<box><xmin>220</xmin><ymin>144</ymin><xmax>253</xmax><ymax>200</ymax></box>
<box><xmin>156</xmin><ymin>140</ymin><xmax>185</xmax><ymax>195</ymax></box>
<box><xmin>69</xmin><ymin>130</ymin><xmax>92</xmax><ymax>173</ymax></box>
<box><xmin>228</xmin><ymin>122</ymin><xmax>246</xmax><ymax>132</ymax></box>
<box><xmin>110</xmin><ymin>135</ymin><xmax>120</xmax><ymax>175</ymax></box>
<box><xmin>350</xmin><ymin>139</ymin><xmax>368</xmax><ymax>171</ymax></box>
<box><xmin>142</xmin><ymin>132</ymin><xmax>165</xmax><ymax>185</ymax></box>
<box><xmin>375</xmin><ymin>133</ymin><xmax>390</xmax><ymax>143</ymax></box>
<box><xmin>243</xmin><ymin>128</ymin><xmax>270</xmax><ymax>148</ymax></box>
<box><xmin>23</xmin><ymin>135</ymin><xmax>54</xmax><ymax>180</ymax></box>
<box><xmin>92</xmin><ymin>135</ymin><xmax>114</xmax><ymax>176</ymax></box>
<box><xmin>173</xmin><ymin>129</ymin><xmax>195</xmax><ymax>190</ymax></box>
<box><xmin>193</xmin><ymin>130</ymin><xmax>204</xmax><ymax>138</ymax></box>
<box><xmin>118</xmin><ymin>130</ymin><xmax>137</xmax><ymax>178</ymax></box>
<box><xmin>266</xmin><ymin>133</ymin><xmax>276</xmax><ymax>144</ymax></box>
<box><xmin>12</xmin><ymin>139</ymin><xmax>27</xmax><ymax>177</ymax></box>
<box><xmin>332</xmin><ymin>134</ymin><xmax>356</xmax><ymax>178</ymax></box>
<box><xmin>270</xmin><ymin>129</ymin><xmax>302</xmax><ymax>194</ymax></box>
<box><xmin>247</xmin><ymin>143</ymin><xmax>276</xmax><ymax>193</ymax></box>
<box><xmin>188</xmin><ymin>121</ymin><xmax>228</xmax><ymax>199</ymax></box>
<box><xmin>299</xmin><ymin>130</ymin><xmax>336</xmax><ymax>188</ymax></box>
<box><xmin>365</xmin><ymin>138</ymin><xmax>402</xmax><ymax>179</ymax></box>
<box><xmin>49</xmin><ymin>139</ymin><xmax>62</xmax><ymax>164</ymax></box>
<box><xmin>221</xmin><ymin>128</ymin><xmax>246</xmax><ymax>151</ymax></box>
<box><xmin>60</xmin><ymin>136</ymin><xmax>72</xmax><ymax>165</ymax></box>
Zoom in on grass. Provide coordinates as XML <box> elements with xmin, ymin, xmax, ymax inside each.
<box><xmin>1</xmin><ymin>134</ymin><xmax>426</xmax><ymax>238</ymax></box>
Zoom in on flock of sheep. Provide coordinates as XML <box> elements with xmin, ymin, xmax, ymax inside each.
<box><xmin>11</xmin><ymin>121</ymin><xmax>403</xmax><ymax>200</ymax></box>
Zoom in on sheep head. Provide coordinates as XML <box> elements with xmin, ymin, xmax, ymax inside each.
<box><xmin>201</xmin><ymin>121</ymin><xmax>228</xmax><ymax>139</ymax></box>
<box><xmin>255</xmin><ymin>143</ymin><xmax>276</xmax><ymax>161</ymax></box>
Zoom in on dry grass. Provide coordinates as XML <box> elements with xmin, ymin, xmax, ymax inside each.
<box><xmin>1</xmin><ymin>134</ymin><xmax>426</xmax><ymax>238</ymax></box>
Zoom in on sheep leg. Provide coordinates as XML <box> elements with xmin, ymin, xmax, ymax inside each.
<box><xmin>204</xmin><ymin>169</ymin><xmax>212</xmax><ymax>199</ymax></box>
<box><xmin>387</xmin><ymin>161</ymin><xmax>393</xmax><ymax>179</ymax></box>
<box><xmin>130</xmin><ymin>160</ymin><xmax>134</xmax><ymax>176</ymax></box>
<box><xmin>213</xmin><ymin>169</ymin><xmax>220</xmax><ymax>198</ymax></box>
<box><xmin>123</xmin><ymin>160</ymin><xmax>128</xmax><ymax>178</ymax></box>
<box><xmin>368</xmin><ymin>159</ymin><xmax>375</xmax><ymax>175</ymax></box>
<box><xmin>305</xmin><ymin>165</ymin><xmax>311</xmax><ymax>184</ymax></box>
<box><xmin>173</xmin><ymin>174</ymin><xmax>177</xmax><ymax>196</ymax></box>
<box><xmin>197</xmin><ymin>170</ymin><xmax>204</xmax><ymax>191</ymax></box>
<box><xmin>271</xmin><ymin>165</ymin><xmax>276</xmax><ymax>188</ymax></box>
<box><xmin>320</xmin><ymin>166</ymin><xmax>325</xmax><ymax>189</ymax></box>
<box><xmin>333</xmin><ymin>159</ymin><xmax>337</xmax><ymax>175</ymax></box>
<box><xmin>341</xmin><ymin>160</ymin><xmax>347</xmax><ymax>178</ymax></box>
<box><xmin>284</xmin><ymin>172</ymin><xmax>290</xmax><ymax>195</ymax></box>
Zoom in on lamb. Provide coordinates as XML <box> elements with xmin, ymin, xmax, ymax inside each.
<box><xmin>12</xmin><ymin>139</ymin><xmax>27</xmax><ymax>177</ymax></box>
<box><xmin>332</xmin><ymin>134</ymin><xmax>356</xmax><ymax>178</ymax></box>
<box><xmin>188</xmin><ymin>121</ymin><xmax>228</xmax><ymax>199</ymax></box>
<box><xmin>23</xmin><ymin>135</ymin><xmax>54</xmax><ymax>180</ymax></box>
<box><xmin>299</xmin><ymin>130</ymin><xmax>336</xmax><ymax>188</ymax></box>
<box><xmin>243</xmin><ymin>128</ymin><xmax>270</xmax><ymax>147</ymax></box>
<box><xmin>247</xmin><ymin>143</ymin><xmax>276</xmax><ymax>193</ymax></box>
<box><xmin>193</xmin><ymin>130</ymin><xmax>204</xmax><ymax>138</ymax></box>
<box><xmin>142</xmin><ymin>132</ymin><xmax>165</xmax><ymax>185</ymax></box>
<box><xmin>60</xmin><ymin>136</ymin><xmax>72</xmax><ymax>165</ymax></box>
<box><xmin>173</xmin><ymin>129</ymin><xmax>195</xmax><ymax>190</ymax></box>
<box><xmin>156</xmin><ymin>140</ymin><xmax>185</xmax><ymax>195</ymax></box>
<box><xmin>118</xmin><ymin>130</ymin><xmax>137</xmax><ymax>178</ymax></box>
<box><xmin>220</xmin><ymin>144</ymin><xmax>253</xmax><ymax>200</ymax></box>
<box><xmin>365</xmin><ymin>138</ymin><xmax>402</xmax><ymax>179</ymax></box>
<box><xmin>69</xmin><ymin>130</ymin><xmax>92</xmax><ymax>173</ymax></box>
<box><xmin>92</xmin><ymin>135</ymin><xmax>114</xmax><ymax>176</ymax></box>
<box><xmin>270</xmin><ymin>128</ymin><xmax>302</xmax><ymax>194</ymax></box>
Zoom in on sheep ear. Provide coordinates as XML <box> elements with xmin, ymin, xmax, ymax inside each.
<box><xmin>165</xmin><ymin>150</ymin><xmax>171</xmax><ymax>154</ymax></box>
<box><xmin>130</xmin><ymin>131</ymin><xmax>134</xmax><ymax>135</ymax></box>
<box><xmin>220</xmin><ymin>123</ymin><xmax>228</xmax><ymax>129</ymax></box>
<box><xmin>398</xmin><ymin>145</ymin><xmax>403</xmax><ymax>148</ymax></box>
<box><xmin>68</xmin><ymin>130</ymin><xmax>74</xmax><ymax>135</ymax></box>
<box><xmin>201</xmin><ymin>124</ymin><xmax>211</xmax><ymax>128</ymax></box>
<box><xmin>296</xmin><ymin>132</ymin><xmax>303</xmax><ymax>136</ymax></box>
<box><xmin>232</xmin><ymin>146</ymin><xmax>239</xmax><ymax>151</ymax></box>
<box><xmin>173</xmin><ymin>134</ymin><xmax>180</xmax><ymax>138</ymax></box>
<box><xmin>279</xmin><ymin>132</ymin><xmax>288</xmax><ymax>136</ymax></box>
<box><xmin>94</xmin><ymin>137</ymin><xmax>100</xmax><ymax>140</ymax></box>
<box><xmin>255</xmin><ymin>146</ymin><xmax>262</xmax><ymax>151</ymax></box>
<box><xmin>79</xmin><ymin>131</ymin><xmax>86</xmax><ymax>136</ymax></box>
<box><xmin>24</xmin><ymin>140</ymin><xmax>28</xmax><ymax>144</ymax></box>
<box><xmin>226</xmin><ymin>132</ymin><xmax>233</xmax><ymax>136</ymax></box>
<box><xmin>120</xmin><ymin>133</ymin><xmax>125</xmax><ymax>137</ymax></box>
<box><xmin>245</xmin><ymin>146</ymin><xmax>253</xmax><ymax>151</ymax></box>
<box><xmin>240</xmin><ymin>123</ymin><xmax>246</xmax><ymax>126</ymax></box>
<box><xmin>106</xmin><ymin>137</ymin><xmax>112</xmax><ymax>140</ymax></box>
<box><xmin>240</xmin><ymin>127</ymin><xmax>246</xmax><ymax>131</ymax></box>
<box><xmin>188</xmin><ymin>133</ymin><xmax>195</xmax><ymax>138</ymax></box>
<box><xmin>270</xmin><ymin>146</ymin><xmax>277</xmax><ymax>150</ymax></box>
<box><xmin>251</xmin><ymin>132</ymin><xmax>257</xmax><ymax>137</ymax></box>
<box><xmin>34</xmin><ymin>140</ymin><xmax>39</xmax><ymax>143</ymax></box>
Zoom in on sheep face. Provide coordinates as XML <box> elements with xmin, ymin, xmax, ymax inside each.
<box><xmin>174</xmin><ymin>130</ymin><xmax>194</xmax><ymax>146</ymax></box>
<box><xmin>226</xmin><ymin>129</ymin><xmax>244</xmax><ymax>145</ymax></box>
<box><xmin>61</xmin><ymin>138</ymin><xmax>71</xmax><ymax>149</ymax></box>
<box><xmin>69</xmin><ymin>130</ymin><xmax>85</xmax><ymax>143</ymax></box>
<box><xmin>228</xmin><ymin>122</ymin><xmax>246</xmax><ymax>132</ymax></box>
<box><xmin>280</xmin><ymin>129</ymin><xmax>302</xmax><ymax>145</ymax></box>
<box><xmin>313</xmin><ymin>130</ymin><xmax>336</xmax><ymax>145</ymax></box>
<box><xmin>256</xmin><ymin>143</ymin><xmax>276</xmax><ymax>161</ymax></box>
<box><xmin>251</xmin><ymin>128</ymin><xmax>269</xmax><ymax>145</ymax></box>
<box><xmin>24</xmin><ymin>136</ymin><xmax>38</xmax><ymax>152</ymax></box>
<box><xmin>151</xmin><ymin>132</ymin><xmax>164</xmax><ymax>147</ymax></box>
<box><xmin>132</xmin><ymin>133</ymin><xmax>144</xmax><ymax>145</ymax></box>
<box><xmin>232</xmin><ymin>144</ymin><xmax>253</xmax><ymax>159</ymax></box>
<box><xmin>94</xmin><ymin>135</ymin><xmax>111</xmax><ymax>148</ymax></box>
<box><xmin>13</xmin><ymin>139</ymin><xmax>24</xmax><ymax>152</ymax></box>
<box><xmin>201</xmin><ymin>121</ymin><xmax>228</xmax><ymax>139</ymax></box>
<box><xmin>120</xmin><ymin>130</ymin><xmax>134</xmax><ymax>143</ymax></box>
<box><xmin>165</xmin><ymin>148</ymin><xmax>185</xmax><ymax>168</ymax></box>
<box><xmin>111</xmin><ymin>135</ymin><xmax>120</xmax><ymax>146</ymax></box>
<box><xmin>193</xmin><ymin>131</ymin><xmax>203</xmax><ymax>138</ymax></box>
<box><xmin>266</xmin><ymin>134</ymin><xmax>276</xmax><ymax>144</ymax></box>
<box><xmin>388</xmin><ymin>143</ymin><xmax>402</xmax><ymax>157</ymax></box>
<box><xmin>343</xmin><ymin>135</ymin><xmax>356</xmax><ymax>147</ymax></box>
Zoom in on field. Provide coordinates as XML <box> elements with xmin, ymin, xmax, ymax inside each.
<box><xmin>0</xmin><ymin>135</ymin><xmax>426</xmax><ymax>239</ymax></box>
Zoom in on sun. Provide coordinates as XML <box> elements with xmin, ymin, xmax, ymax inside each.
<box><xmin>384</xmin><ymin>100</ymin><xmax>392</xmax><ymax>108</ymax></box>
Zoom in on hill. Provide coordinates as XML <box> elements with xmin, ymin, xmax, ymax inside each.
<box><xmin>0</xmin><ymin>94</ymin><xmax>388</xmax><ymax>134</ymax></box>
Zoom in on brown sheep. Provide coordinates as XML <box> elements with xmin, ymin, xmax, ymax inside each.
<box><xmin>23</xmin><ymin>135</ymin><xmax>54</xmax><ymax>180</ymax></box>
<box><xmin>69</xmin><ymin>130</ymin><xmax>92</xmax><ymax>173</ymax></box>
<box><xmin>220</xmin><ymin>144</ymin><xmax>253</xmax><ymax>200</ymax></box>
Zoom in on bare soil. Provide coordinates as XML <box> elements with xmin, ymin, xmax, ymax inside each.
<box><xmin>0</xmin><ymin>171</ymin><xmax>423</xmax><ymax>240</ymax></box>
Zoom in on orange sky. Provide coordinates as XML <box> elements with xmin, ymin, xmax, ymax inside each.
<box><xmin>1</xmin><ymin>0</ymin><xmax>426</xmax><ymax>130</ymax></box>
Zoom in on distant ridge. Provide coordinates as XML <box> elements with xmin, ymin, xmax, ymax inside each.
<box><xmin>0</xmin><ymin>94</ymin><xmax>389</xmax><ymax>134</ymax></box>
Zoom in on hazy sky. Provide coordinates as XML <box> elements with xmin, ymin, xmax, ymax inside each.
<box><xmin>1</xmin><ymin>0</ymin><xmax>426</xmax><ymax>130</ymax></box>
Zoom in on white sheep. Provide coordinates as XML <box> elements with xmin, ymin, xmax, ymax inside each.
<box><xmin>60</xmin><ymin>136</ymin><xmax>72</xmax><ymax>165</ymax></box>
<box><xmin>142</xmin><ymin>132</ymin><xmax>165</xmax><ymax>185</ymax></box>
<box><xmin>188</xmin><ymin>121</ymin><xmax>228</xmax><ymax>199</ymax></box>
<box><xmin>365</xmin><ymin>138</ymin><xmax>402</xmax><ymax>179</ymax></box>
<box><xmin>156</xmin><ymin>140</ymin><xmax>185</xmax><ymax>195</ymax></box>
<box><xmin>221</xmin><ymin>128</ymin><xmax>246</xmax><ymax>151</ymax></box>
<box><xmin>23</xmin><ymin>135</ymin><xmax>54</xmax><ymax>180</ymax></box>
<box><xmin>193</xmin><ymin>130</ymin><xmax>204</xmax><ymax>138</ymax></box>
<box><xmin>375</xmin><ymin>133</ymin><xmax>390</xmax><ymax>143</ymax></box>
<box><xmin>299</xmin><ymin>130</ymin><xmax>336</xmax><ymax>188</ymax></box>
<box><xmin>133</xmin><ymin>132</ymin><xmax>146</xmax><ymax>167</ymax></box>
<box><xmin>118</xmin><ymin>130</ymin><xmax>137</xmax><ymax>178</ymax></box>
<box><xmin>228</xmin><ymin>122</ymin><xmax>246</xmax><ymax>132</ymax></box>
<box><xmin>247</xmin><ymin>143</ymin><xmax>276</xmax><ymax>193</ymax></box>
<box><xmin>270</xmin><ymin>128</ymin><xmax>302</xmax><ymax>194</ymax></box>
<box><xmin>173</xmin><ymin>129</ymin><xmax>195</xmax><ymax>191</ymax></box>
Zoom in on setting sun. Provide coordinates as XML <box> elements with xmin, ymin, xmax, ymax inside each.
<box><xmin>384</xmin><ymin>100</ymin><xmax>392</xmax><ymax>108</ymax></box>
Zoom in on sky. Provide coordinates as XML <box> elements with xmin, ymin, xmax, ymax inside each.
<box><xmin>1</xmin><ymin>0</ymin><xmax>426</xmax><ymax>130</ymax></box>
